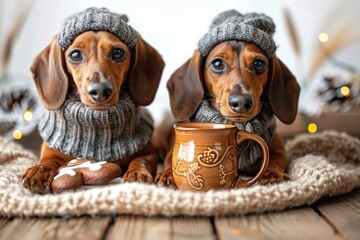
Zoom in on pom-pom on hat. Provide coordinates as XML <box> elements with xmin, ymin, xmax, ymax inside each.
<box><xmin>198</xmin><ymin>10</ymin><xmax>277</xmax><ymax>57</ymax></box>
<box><xmin>57</xmin><ymin>7</ymin><xmax>137</xmax><ymax>51</ymax></box>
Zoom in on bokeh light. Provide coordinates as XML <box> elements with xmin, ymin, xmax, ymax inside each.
<box><xmin>307</xmin><ymin>123</ymin><xmax>318</xmax><ymax>134</ymax></box>
<box><xmin>24</xmin><ymin>110</ymin><xmax>33</xmax><ymax>121</ymax></box>
<box><xmin>13</xmin><ymin>130</ymin><xmax>22</xmax><ymax>140</ymax></box>
<box><xmin>340</xmin><ymin>86</ymin><xmax>351</xmax><ymax>97</ymax></box>
<box><xmin>318</xmin><ymin>33</ymin><xmax>329</xmax><ymax>43</ymax></box>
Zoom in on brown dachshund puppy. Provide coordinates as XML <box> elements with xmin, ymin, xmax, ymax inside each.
<box><xmin>155</xmin><ymin>40</ymin><xmax>300</xmax><ymax>187</ymax></box>
<box><xmin>22</xmin><ymin>10</ymin><xmax>164</xmax><ymax>193</ymax></box>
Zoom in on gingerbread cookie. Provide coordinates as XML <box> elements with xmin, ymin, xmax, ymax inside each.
<box><xmin>51</xmin><ymin>158</ymin><xmax>122</xmax><ymax>194</ymax></box>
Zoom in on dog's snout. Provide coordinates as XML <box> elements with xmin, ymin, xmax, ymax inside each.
<box><xmin>87</xmin><ymin>81</ymin><xmax>113</xmax><ymax>102</ymax></box>
<box><xmin>228</xmin><ymin>94</ymin><xmax>253</xmax><ymax>113</ymax></box>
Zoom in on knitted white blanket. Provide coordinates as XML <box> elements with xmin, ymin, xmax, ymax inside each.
<box><xmin>0</xmin><ymin>131</ymin><xmax>359</xmax><ymax>217</ymax></box>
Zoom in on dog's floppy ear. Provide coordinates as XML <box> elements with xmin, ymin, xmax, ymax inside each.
<box><xmin>167</xmin><ymin>50</ymin><xmax>204</xmax><ymax>120</ymax></box>
<box><xmin>30</xmin><ymin>36</ymin><xmax>68</xmax><ymax>110</ymax></box>
<box><xmin>267</xmin><ymin>55</ymin><xmax>300</xmax><ymax>124</ymax></box>
<box><xmin>128</xmin><ymin>33</ymin><xmax>165</xmax><ymax>106</ymax></box>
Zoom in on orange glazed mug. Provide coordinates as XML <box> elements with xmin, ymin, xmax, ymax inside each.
<box><xmin>172</xmin><ymin>122</ymin><xmax>269</xmax><ymax>191</ymax></box>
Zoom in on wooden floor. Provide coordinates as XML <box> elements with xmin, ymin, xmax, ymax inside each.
<box><xmin>0</xmin><ymin>189</ymin><xmax>358</xmax><ymax>240</ymax></box>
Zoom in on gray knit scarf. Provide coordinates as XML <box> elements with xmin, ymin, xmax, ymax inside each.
<box><xmin>38</xmin><ymin>92</ymin><xmax>153</xmax><ymax>162</ymax></box>
<box><xmin>190</xmin><ymin>100</ymin><xmax>276</xmax><ymax>169</ymax></box>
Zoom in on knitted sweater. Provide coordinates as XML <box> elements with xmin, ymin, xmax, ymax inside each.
<box><xmin>38</xmin><ymin>92</ymin><xmax>153</xmax><ymax>162</ymax></box>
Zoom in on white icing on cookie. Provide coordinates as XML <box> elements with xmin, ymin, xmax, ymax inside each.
<box><xmin>89</xmin><ymin>161</ymin><xmax>106</xmax><ymax>171</ymax></box>
<box><xmin>54</xmin><ymin>160</ymin><xmax>106</xmax><ymax>180</ymax></box>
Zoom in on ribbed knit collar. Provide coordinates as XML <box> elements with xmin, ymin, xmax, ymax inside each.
<box><xmin>38</xmin><ymin>92</ymin><xmax>153</xmax><ymax>162</ymax></box>
<box><xmin>191</xmin><ymin>100</ymin><xmax>276</xmax><ymax>169</ymax></box>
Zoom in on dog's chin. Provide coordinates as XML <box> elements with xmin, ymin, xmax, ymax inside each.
<box><xmin>220</xmin><ymin>109</ymin><xmax>258</xmax><ymax>123</ymax></box>
<box><xmin>86</xmin><ymin>104</ymin><xmax>113</xmax><ymax>111</ymax></box>
<box><xmin>83</xmin><ymin>100</ymin><xmax>117</xmax><ymax>111</ymax></box>
<box><xmin>81</xmin><ymin>95</ymin><xmax>119</xmax><ymax>111</ymax></box>
<box><xmin>225</xmin><ymin>116</ymin><xmax>253</xmax><ymax>124</ymax></box>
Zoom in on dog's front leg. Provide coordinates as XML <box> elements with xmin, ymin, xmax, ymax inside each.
<box><xmin>22</xmin><ymin>142</ymin><xmax>71</xmax><ymax>193</ymax></box>
<box><xmin>123</xmin><ymin>144</ymin><xmax>158</xmax><ymax>183</ymax></box>
<box><xmin>123</xmin><ymin>155</ymin><xmax>157</xmax><ymax>183</ymax></box>
<box><xmin>258</xmin><ymin>133</ymin><xmax>289</xmax><ymax>184</ymax></box>
<box><xmin>155</xmin><ymin>150</ymin><xmax>174</xmax><ymax>187</ymax></box>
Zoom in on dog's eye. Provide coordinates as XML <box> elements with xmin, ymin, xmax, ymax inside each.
<box><xmin>69</xmin><ymin>50</ymin><xmax>83</xmax><ymax>62</ymax></box>
<box><xmin>112</xmin><ymin>48</ymin><xmax>125</xmax><ymax>62</ymax></box>
<box><xmin>253</xmin><ymin>59</ymin><xmax>266</xmax><ymax>73</ymax></box>
<box><xmin>211</xmin><ymin>59</ymin><xmax>226</xmax><ymax>73</ymax></box>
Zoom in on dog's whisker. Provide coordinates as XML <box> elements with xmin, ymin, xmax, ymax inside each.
<box><xmin>69</xmin><ymin>89</ymin><xmax>82</xmax><ymax>100</ymax></box>
<box><xmin>204</xmin><ymin>97</ymin><xmax>223</xmax><ymax>111</ymax></box>
<box><xmin>260</xmin><ymin>101</ymin><xmax>272</xmax><ymax>112</ymax></box>
<box><xmin>120</xmin><ymin>86</ymin><xmax>131</xmax><ymax>91</ymax></box>
<box><xmin>204</xmin><ymin>93</ymin><xmax>216</xmax><ymax>99</ymax></box>
<box><xmin>202</xmin><ymin>98</ymin><xmax>216</xmax><ymax>104</ymax></box>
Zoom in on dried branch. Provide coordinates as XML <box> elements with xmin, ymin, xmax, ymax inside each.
<box><xmin>283</xmin><ymin>8</ymin><xmax>301</xmax><ymax>57</ymax></box>
<box><xmin>0</xmin><ymin>0</ymin><xmax>34</xmax><ymax>73</ymax></box>
<box><xmin>307</xmin><ymin>20</ymin><xmax>360</xmax><ymax>79</ymax></box>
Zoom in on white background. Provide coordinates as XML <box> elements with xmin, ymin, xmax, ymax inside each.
<box><xmin>1</xmin><ymin>0</ymin><xmax>360</xmax><ymax>123</ymax></box>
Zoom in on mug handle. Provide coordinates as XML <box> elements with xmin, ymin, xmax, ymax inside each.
<box><xmin>232</xmin><ymin>130</ymin><xmax>269</xmax><ymax>188</ymax></box>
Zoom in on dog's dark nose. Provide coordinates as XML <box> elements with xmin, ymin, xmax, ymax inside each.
<box><xmin>87</xmin><ymin>81</ymin><xmax>113</xmax><ymax>102</ymax></box>
<box><xmin>228</xmin><ymin>94</ymin><xmax>253</xmax><ymax>113</ymax></box>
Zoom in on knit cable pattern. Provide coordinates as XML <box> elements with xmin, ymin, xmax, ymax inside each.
<box><xmin>38</xmin><ymin>92</ymin><xmax>154</xmax><ymax>162</ymax></box>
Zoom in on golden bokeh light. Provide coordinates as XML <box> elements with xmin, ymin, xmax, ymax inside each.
<box><xmin>13</xmin><ymin>130</ymin><xmax>22</xmax><ymax>140</ymax></box>
<box><xmin>307</xmin><ymin>123</ymin><xmax>318</xmax><ymax>134</ymax></box>
<box><xmin>340</xmin><ymin>86</ymin><xmax>351</xmax><ymax>97</ymax></box>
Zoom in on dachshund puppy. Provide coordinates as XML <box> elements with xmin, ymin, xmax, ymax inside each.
<box><xmin>22</xmin><ymin>8</ymin><xmax>164</xmax><ymax>193</ymax></box>
<box><xmin>155</xmin><ymin>10</ymin><xmax>300</xmax><ymax>187</ymax></box>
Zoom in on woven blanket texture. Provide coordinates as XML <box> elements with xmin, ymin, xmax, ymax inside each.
<box><xmin>0</xmin><ymin>130</ymin><xmax>359</xmax><ymax>217</ymax></box>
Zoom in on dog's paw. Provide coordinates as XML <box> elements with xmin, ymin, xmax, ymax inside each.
<box><xmin>155</xmin><ymin>171</ymin><xmax>175</xmax><ymax>187</ymax></box>
<box><xmin>22</xmin><ymin>165</ymin><xmax>55</xmax><ymax>194</ymax></box>
<box><xmin>258</xmin><ymin>169</ymin><xmax>289</xmax><ymax>185</ymax></box>
<box><xmin>123</xmin><ymin>170</ymin><xmax>154</xmax><ymax>183</ymax></box>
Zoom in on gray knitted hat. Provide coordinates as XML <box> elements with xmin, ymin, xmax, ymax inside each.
<box><xmin>198</xmin><ymin>10</ymin><xmax>276</xmax><ymax>57</ymax></box>
<box><xmin>57</xmin><ymin>7</ymin><xmax>137</xmax><ymax>51</ymax></box>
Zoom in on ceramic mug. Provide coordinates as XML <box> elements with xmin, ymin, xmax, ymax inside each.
<box><xmin>172</xmin><ymin>122</ymin><xmax>269</xmax><ymax>191</ymax></box>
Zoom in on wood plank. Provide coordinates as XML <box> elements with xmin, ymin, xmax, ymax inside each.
<box><xmin>215</xmin><ymin>207</ymin><xmax>340</xmax><ymax>240</ymax></box>
<box><xmin>106</xmin><ymin>215</ymin><xmax>171</xmax><ymax>240</ymax></box>
<box><xmin>172</xmin><ymin>217</ymin><xmax>215</xmax><ymax>240</ymax></box>
<box><xmin>55</xmin><ymin>216</ymin><xmax>112</xmax><ymax>240</ymax></box>
<box><xmin>0</xmin><ymin>218</ymin><xmax>59</xmax><ymax>240</ymax></box>
<box><xmin>106</xmin><ymin>215</ymin><xmax>215</xmax><ymax>240</ymax></box>
<box><xmin>0</xmin><ymin>216</ymin><xmax>111</xmax><ymax>240</ymax></box>
<box><xmin>0</xmin><ymin>219</ymin><xmax>11</xmax><ymax>230</ymax></box>
<box><xmin>314</xmin><ymin>190</ymin><xmax>360</xmax><ymax>240</ymax></box>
